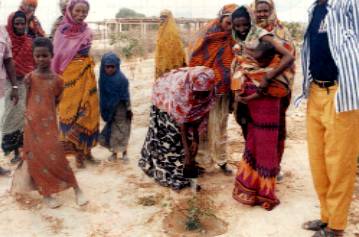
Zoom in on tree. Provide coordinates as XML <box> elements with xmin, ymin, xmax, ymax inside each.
<box><xmin>116</xmin><ymin>8</ymin><xmax>146</xmax><ymax>18</ymax></box>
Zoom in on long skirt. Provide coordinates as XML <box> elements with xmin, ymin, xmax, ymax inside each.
<box><xmin>59</xmin><ymin>57</ymin><xmax>100</xmax><ymax>156</ymax></box>
<box><xmin>1</xmin><ymin>79</ymin><xmax>26</xmax><ymax>154</ymax></box>
<box><xmin>139</xmin><ymin>105</ymin><xmax>191</xmax><ymax>190</ymax></box>
<box><xmin>99</xmin><ymin>101</ymin><xmax>132</xmax><ymax>153</ymax></box>
<box><xmin>233</xmin><ymin>82</ymin><xmax>286</xmax><ymax>210</ymax></box>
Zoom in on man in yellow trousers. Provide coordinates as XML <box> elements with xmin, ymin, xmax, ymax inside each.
<box><xmin>296</xmin><ymin>0</ymin><xmax>359</xmax><ymax>236</ymax></box>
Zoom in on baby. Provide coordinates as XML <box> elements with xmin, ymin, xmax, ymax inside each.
<box><xmin>231</xmin><ymin>41</ymin><xmax>277</xmax><ymax>103</ymax></box>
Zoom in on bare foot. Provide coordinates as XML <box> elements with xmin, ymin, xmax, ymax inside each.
<box><xmin>44</xmin><ymin>196</ymin><xmax>62</xmax><ymax>209</ymax></box>
<box><xmin>74</xmin><ymin>188</ymin><xmax>88</xmax><ymax>206</ymax></box>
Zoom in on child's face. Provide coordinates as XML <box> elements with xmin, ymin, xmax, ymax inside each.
<box><xmin>104</xmin><ymin>64</ymin><xmax>116</xmax><ymax>76</ymax></box>
<box><xmin>33</xmin><ymin>47</ymin><xmax>52</xmax><ymax>70</ymax></box>
<box><xmin>233</xmin><ymin>17</ymin><xmax>251</xmax><ymax>39</ymax></box>
<box><xmin>71</xmin><ymin>3</ymin><xmax>89</xmax><ymax>24</ymax></box>
<box><xmin>13</xmin><ymin>17</ymin><xmax>26</xmax><ymax>36</ymax></box>
<box><xmin>220</xmin><ymin>16</ymin><xmax>232</xmax><ymax>32</ymax></box>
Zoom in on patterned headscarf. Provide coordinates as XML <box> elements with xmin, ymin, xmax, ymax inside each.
<box><xmin>253</xmin><ymin>0</ymin><xmax>295</xmax><ymax>43</ymax></box>
<box><xmin>188</xmin><ymin>4</ymin><xmax>238</xmax><ymax>94</ymax></box>
<box><xmin>52</xmin><ymin>0</ymin><xmax>92</xmax><ymax>74</ymax></box>
<box><xmin>6</xmin><ymin>11</ymin><xmax>35</xmax><ymax>77</ymax></box>
<box><xmin>154</xmin><ymin>9</ymin><xmax>186</xmax><ymax>79</ymax></box>
<box><xmin>152</xmin><ymin>66</ymin><xmax>216</xmax><ymax>124</ymax></box>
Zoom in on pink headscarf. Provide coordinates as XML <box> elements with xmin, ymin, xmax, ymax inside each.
<box><xmin>52</xmin><ymin>0</ymin><xmax>92</xmax><ymax>74</ymax></box>
<box><xmin>152</xmin><ymin>66</ymin><xmax>216</xmax><ymax>124</ymax></box>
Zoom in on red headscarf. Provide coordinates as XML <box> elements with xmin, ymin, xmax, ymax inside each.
<box><xmin>6</xmin><ymin>11</ymin><xmax>35</xmax><ymax>78</ymax></box>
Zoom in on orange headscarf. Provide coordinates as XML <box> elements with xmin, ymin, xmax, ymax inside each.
<box><xmin>189</xmin><ymin>4</ymin><xmax>238</xmax><ymax>94</ymax></box>
<box><xmin>22</xmin><ymin>0</ymin><xmax>38</xmax><ymax>7</ymax></box>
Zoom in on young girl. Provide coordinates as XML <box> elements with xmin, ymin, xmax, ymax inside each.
<box><xmin>12</xmin><ymin>37</ymin><xmax>88</xmax><ymax>209</ymax></box>
<box><xmin>99</xmin><ymin>53</ymin><xmax>132</xmax><ymax>161</ymax></box>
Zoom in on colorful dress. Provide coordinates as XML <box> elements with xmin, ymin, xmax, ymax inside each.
<box><xmin>1</xmin><ymin>11</ymin><xmax>35</xmax><ymax>155</ymax></box>
<box><xmin>22</xmin><ymin>72</ymin><xmax>77</xmax><ymax>196</ymax></box>
<box><xmin>98</xmin><ymin>53</ymin><xmax>132</xmax><ymax>153</ymax></box>
<box><xmin>231</xmin><ymin>6</ymin><xmax>293</xmax><ymax>210</ymax></box>
<box><xmin>139</xmin><ymin>67</ymin><xmax>216</xmax><ymax>190</ymax></box>
<box><xmin>52</xmin><ymin>0</ymin><xmax>99</xmax><ymax>157</ymax></box>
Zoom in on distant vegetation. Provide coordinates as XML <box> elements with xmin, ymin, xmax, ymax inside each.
<box><xmin>282</xmin><ymin>21</ymin><xmax>306</xmax><ymax>42</ymax></box>
<box><xmin>116</xmin><ymin>8</ymin><xmax>146</xmax><ymax>18</ymax></box>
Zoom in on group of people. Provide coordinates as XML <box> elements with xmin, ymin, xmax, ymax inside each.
<box><xmin>0</xmin><ymin>0</ymin><xmax>132</xmax><ymax>208</ymax></box>
<box><xmin>0</xmin><ymin>0</ymin><xmax>358</xmax><ymax>236</ymax></box>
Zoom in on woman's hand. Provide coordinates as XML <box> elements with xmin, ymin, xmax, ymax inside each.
<box><xmin>10</xmin><ymin>88</ymin><xmax>19</xmax><ymax>105</ymax></box>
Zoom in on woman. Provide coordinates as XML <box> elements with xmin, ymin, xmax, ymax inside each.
<box><xmin>99</xmin><ymin>52</ymin><xmax>132</xmax><ymax>161</ymax></box>
<box><xmin>231</xmin><ymin>6</ymin><xmax>294</xmax><ymax>210</ymax></box>
<box><xmin>52</xmin><ymin>0</ymin><xmax>100</xmax><ymax>168</ymax></box>
<box><xmin>18</xmin><ymin>0</ymin><xmax>45</xmax><ymax>38</ymax></box>
<box><xmin>253</xmin><ymin>0</ymin><xmax>296</xmax><ymax>167</ymax></box>
<box><xmin>154</xmin><ymin>10</ymin><xmax>186</xmax><ymax>79</ymax></box>
<box><xmin>2</xmin><ymin>11</ymin><xmax>35</xmax><ymax>164</ymax></box>
<box><xmin>139</xmin><ymin>66</ymin><xmax>216</xmax><ymax>190</ymax></box>
<box><xmin>0</xmin><ymin>26</ymin><xmax>19</xmax><ymax>175</ymax></box>
<box><xmin>189</xmin><ymin>4</ymin><xmax>238</xmax><ymax>175</ymax></box>
<box><xmin>50</xmin><ymin>0</ymin><xmax>69</xmax><ymax>40</ymax></box>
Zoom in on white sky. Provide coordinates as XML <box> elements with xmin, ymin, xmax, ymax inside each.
<box><xmin>0</xmin><ymin>0</ymin><xmax>314</xmax><ymax>33</ymax></box>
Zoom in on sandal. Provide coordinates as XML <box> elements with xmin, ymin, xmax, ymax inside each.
<box><xmin>312</xmin><ymin>229</ymin><xmax>344</xmax><ymax>237</ymax></box>
<box><xmin>303</xmin><ymin>220</ymin><xmax>327</xmax><ymax>231</ymax></box>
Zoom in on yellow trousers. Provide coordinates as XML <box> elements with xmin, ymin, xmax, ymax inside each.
<box><xmin>307</xmin><ymin>83</ymin><xmax>359</xmax><ymax>230</ymax></box>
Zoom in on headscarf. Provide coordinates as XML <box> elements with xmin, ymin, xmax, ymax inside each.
<box><xmin>6</xmin><ymin>11</ymin><xmax>35</xmax><ymax>78</ymax></box>
<box><xmin>50</xmin><ymin>0</ymin><xmax>70</xmax><ymax>39</ymax></box>
<box><xmin>253</xmin><ymin>0</ymin><xmax>293</xmax><ymax>42</ymax></box>
<box><xmin>21</xmin><ymin>0</ymin><xmax>38</xmax><ymax>8</ymax></box>
<box><xmin>253</xmin><ymin>0</ymin><xmax>296</xmax><ymax>89</ymax></box>
<box><xmin>52</xmin><ymin>0</ymin><xmax>92</xmax><ymax>74</ymax></box>
<box><xmin>154</xmin><ymin>10</ymin><xmax>186</xmax><ymax>79</ymax></box>
<box><xmin>152</xmin><ymin>66</ymin><xmax>216</xmax><ymax>124</ymax></box>
<box><xmin>19</xmin><ymin>0</ymin><xmax>45</xmax><ymax>38</ymax></box>
<box><xmin>189</xmin><ymin>4</ymin><xmax>238</xmax><ymax>94</ymax></box>
<box><xmin>60</xmin><ymin>0</ymin><xmax>70</xmax><ymax>13</ymax></box>
<box><xmin>99</xmin><ymin>52</ymin><xmax>130</xmax><ymax>123</ymax></box>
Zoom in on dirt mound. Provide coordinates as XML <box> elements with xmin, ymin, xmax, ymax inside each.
<box><xmin>163</xmin><ymin>197</ymin><xmax>228</xmax><ymax>237</ymax></box>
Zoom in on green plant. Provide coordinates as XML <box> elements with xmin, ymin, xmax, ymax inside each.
<box><xmin>183</xmin><ymin>197</ymin><xmax>216</xmax><ymax>231</ymax></box>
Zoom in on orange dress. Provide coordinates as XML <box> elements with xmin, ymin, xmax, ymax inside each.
<box><xmin>23</xmin><ymin>72</ymin><xmax>77</xmax><ymax>196</ymax></box>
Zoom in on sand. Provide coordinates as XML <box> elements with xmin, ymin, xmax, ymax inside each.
<box><xmin>0</xmin><ymin>59</ymin><xmax>358</xmax><ymax>237</ymax></box>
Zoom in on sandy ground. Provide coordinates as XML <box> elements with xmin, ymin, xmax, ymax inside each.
<box><xmin>0</xmin><ymin>59</ymin><xmax>358</xmax><ymax>237</ymax></box>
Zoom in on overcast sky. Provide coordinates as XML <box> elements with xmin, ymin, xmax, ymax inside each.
<box><xmin>0</xmin><ymin>0</ymin><xmax>314</xmax><ymax>33</ymax></box>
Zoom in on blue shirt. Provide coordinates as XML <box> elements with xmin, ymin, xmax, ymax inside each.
<box><xmin>308</xmin><ymin>3</ymin><xmax>338</xmax><ymax>82</ymax></box>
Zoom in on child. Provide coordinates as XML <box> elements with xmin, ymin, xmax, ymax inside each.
<box><xmin>11</xmin><ymin>37</ymin><xmax>88</xmax><ymax>209</ymax></box>
<box><xmin>99</xmin><ymin>52</ymin><xmax>132</xmax><ymax>161</ymax></box>
<box><xmin>231</xmin><ymin>41</ymin><xmax>291</xmax><ymax>104</ymax></box>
